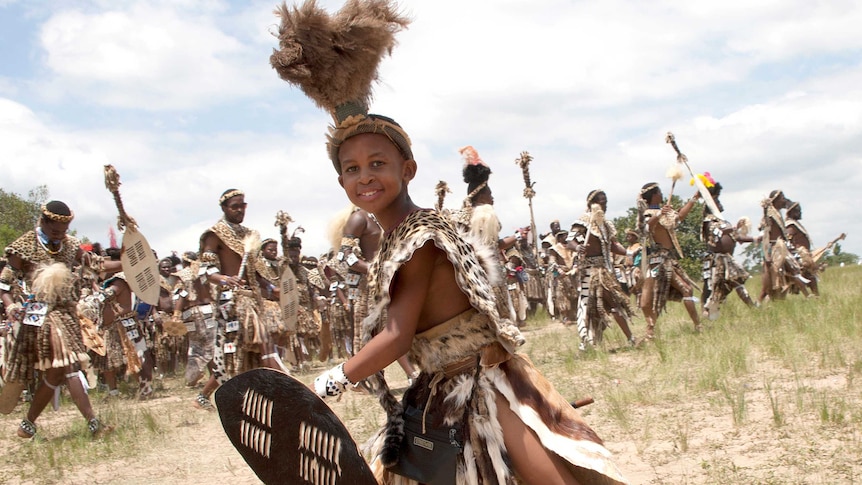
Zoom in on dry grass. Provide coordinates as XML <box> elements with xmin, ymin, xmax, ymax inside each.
<box><xmin>1</xmin><ymin>265</ymin><xmax>860</xmax><ymax>484</ymax></box>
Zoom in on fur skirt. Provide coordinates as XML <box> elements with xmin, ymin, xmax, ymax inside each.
<box><xmin>4</xmin><ymin>304</ymin><xmax>90</xmax><ymax>383</ymax></box>
<box><xmin>363</xmin><ymin>311</ymin><xmax>628</xmax><ymax>485</ymax></box>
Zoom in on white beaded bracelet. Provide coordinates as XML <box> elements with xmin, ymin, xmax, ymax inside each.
<box><xmin>331</xmin><ymin>362</ymin><xmax>356</xmax><ymax>386</ymax></box>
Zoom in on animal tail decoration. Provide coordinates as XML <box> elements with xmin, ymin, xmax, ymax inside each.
<box><xmin>434</xmin><ymin>180</ymin><xmax>450</xmax><ymax>212</ymax></box>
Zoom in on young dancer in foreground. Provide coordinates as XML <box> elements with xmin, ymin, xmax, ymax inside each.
<box><xmin>271</xmin><ymin>1</ymin><xmax>628</xmax><ymax>483</ymax></box>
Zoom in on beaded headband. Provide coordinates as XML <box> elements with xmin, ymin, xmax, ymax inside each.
<box><xmin>41</xmin><ymin>204</ymin><xmax>74</xmax><ymax>223</ymax></box>
<box><xmin>219</xmin><ymin>189</ymin><xmax>244</xmax><ymax>206</ymax></box>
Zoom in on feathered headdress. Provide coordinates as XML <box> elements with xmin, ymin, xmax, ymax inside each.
<box><xmin>690</xmin><ymin>172</ymin><xmax>716</xmax><ymax>189</ymax></box>
<box><xmin>270</xmin><ymin>0</ymin><xmax>412</xmax><ymax>172</ymax></box>
<box><xmin>461</xmin><ymin>145</ymin><xmax>492</xmax><ymax>201</ymax></box>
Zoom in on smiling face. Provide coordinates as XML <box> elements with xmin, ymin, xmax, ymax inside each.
<box><xmin>337</xmin><ymin>133</ymin><xmax>416</xmax><ymax>223</ymax></box>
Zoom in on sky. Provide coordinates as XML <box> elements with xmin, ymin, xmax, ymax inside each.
<box><xmin>2</xmin><ymin>0</ymin><xmax>860</xmax><ymax>260</ymax></box>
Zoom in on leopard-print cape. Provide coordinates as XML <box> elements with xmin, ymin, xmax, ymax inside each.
<box><xmin>199</xmin><ymin>219</ymin><xmax>248</xmax><ymax>258</ymax></box>
<box><xmin>255</xmin><ymin>258</ymin><xmax>280</xmax><ymax>285</ymax></box>
<box><xmin>5</xmin><ymin>231</ymin><xmax>80</xmax><ymax>288</ymax></box>
<box><xmin>644</xmin><ymin>207</ymin><xmax>684</xmax><ymax>259</ymax></box>
<box><xmin>360</xmin><ymin>209</ymin><xmax>627</xmax><ymax>484</ymax></box>
<box><xmin>786</xmin><ymin>218</ymin><xmax>810</xmax><ymax>245</ymax></box>
<box><xmin>361</xmin><ymin>209</ymin><xmax>523</xmax><ymax>353</ymax></box>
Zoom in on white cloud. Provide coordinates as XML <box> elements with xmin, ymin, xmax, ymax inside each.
<box><xmin>37</xmin><ymin>2</ymin><xmax>274</xmax><ymax>110</ymax></box>
<box><xmin>1</xmin><ymin>0</ymin><xmax>860</xmax><ymax>260</ymax></box>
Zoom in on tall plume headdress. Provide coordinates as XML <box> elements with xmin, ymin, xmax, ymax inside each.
<box><xmin>459</xmin><ymin>145</ymin><xmax>492</xmax><ymax>226</ymax></box>
<box><xmin>270</xmin><ymin>0</ymin><xmax>412</xmax><ymax>173</ymax></box>
<box><xmin>270</xmin><ymin>0</ymin><xmax>413</xmax><ymax>465</ymax></box>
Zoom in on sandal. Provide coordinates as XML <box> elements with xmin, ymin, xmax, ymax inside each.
<box><xmin>17</xmin><ymin>419</ymin><xmax>36</xmax><ymax>439</ymax></box>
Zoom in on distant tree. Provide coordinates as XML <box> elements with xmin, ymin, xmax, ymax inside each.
<box><xmin>0</xmin><ymin>185</ymin><xmax>49</xmax><ymax>249</ymax></box>
<box><xmin>612</xmin><ymin>194</ymin><xmax>706</xmax><ymax>280</ymax></box>
<box><xmin>823</xmin><ymin>243</ymin><xmax>859</xmax><ymax>266</ymax></box>
<box><xmin>739</xmin><ymin>241</ymin><xmax>763</xmax><ymax>273</ymax></box>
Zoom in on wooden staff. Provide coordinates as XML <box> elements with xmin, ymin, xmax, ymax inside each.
<box><xmin>812</xmin><ymin>233</ymin><xmax>847</xmax><ymax>263</ymax></box>
<box><xmin>103</xmin><ymin>165</ymin><xmax>160</xmax><ymax>305</ymax></box>
<box><xmin>665</xmin><ymin>133</ymin><xmax>722</xmax><ymax>216</ymax></box>
<box><xmin>434</xmin><ymin>180</ymin><xmax>451</xmax><ymax>212</ymax></box>
<box><xmin>274</xmin><ymin>210</ymin><xmax>294</xmax><ymax>256</ymax></box>
<box><xmin>515</xmin><ymin>151</ymin><xmax>540</xmax><ymax>263</ymax></box>
<box><xmin>103</xmin><ymin>165</ymin><xmax>138</xmax><ymax>233</ymax></box>
<box><xmin>237</xmin><ymin>231</ymin><xmax>261</xmax><ymax>282</ymax></box>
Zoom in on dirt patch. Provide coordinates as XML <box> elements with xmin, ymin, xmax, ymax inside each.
<box><xmin>1</xmin><ymin>317</ymin><xmax>860</xmax><ymax>484</ymax></box>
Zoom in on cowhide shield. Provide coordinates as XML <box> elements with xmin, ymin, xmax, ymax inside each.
<box><xmin>215</xmin><ymin>368</ymin><xmax>375</xmax><ymax>485</ymax></box>
<box><xmin>279</xmin><ymin>265</ymin><xmax>299</xmax><ymax>333</ymax></box>
<box><xmin>120</xmin><ymin>230</ymin><xmax>160</xmax><ymax>305</ymax></box>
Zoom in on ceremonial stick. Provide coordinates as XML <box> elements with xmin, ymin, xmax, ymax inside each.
<box><xmin>274</xmin><ymin>210</ymin><xmax>294</xmax><ymax>256</ymax></box>
<box><xmin>812</xmin><ymin>233</ymin><xmax>847</xmax><ymax>263</ymax></box>
<box><xmin>665</xmin><ymin>133</ymin><xmax>722</xmax><ymax>216</ymax></box>
<box><xmin>515</xmin><ymin>152</ymin><xmax>540</xmax><ymax>263</ymax></box>
<box><xmin>570</xmin><ymin>397</ymin><xmax>595</xmax><ymax>409</ymax></box>
<box><xmin>103</xmin><ymin>165</ymin><xmax>138</xmax><ymax>233</ymax></box>
<box><xmin>434</xmin><ymin>180</ymin><xmax>451</xmax><ymax>212</ymax></box>
<box><xmin>103</xmin><ymin>165</ymin><xmax>160</xmax><ymax>305</ymax></box>
<box><xmin>237</xmin><ymin>231</ymin><xmax>261</xmax><ymax>282</ymax></box>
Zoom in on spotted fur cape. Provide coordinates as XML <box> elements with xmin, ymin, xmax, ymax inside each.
<box><xmin>360</xmin><ymin>209</ymin><xmax>628</xmax><ymax>484</ymax></box>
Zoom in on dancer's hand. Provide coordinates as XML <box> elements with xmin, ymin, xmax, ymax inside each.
<box><xmin>4</xmin><ymin>302</ymin><xmax>24</xmax><ymax>321</ymax></box>
<box><xmin>313</xmin><ymin>363</ymin><xmax>352</xmax><ymax>399</ymax></box>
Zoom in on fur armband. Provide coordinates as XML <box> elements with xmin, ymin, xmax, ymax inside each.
<box><xmin>87</xmin><ymin>254</ymin><xmax>105</xmax><ymax>273</ymax></box>
<box><xmin>5</xmin><ymin>302</ymin><xmax>23</xmax><ymax>318</ymax></box>
<box><xmin>340</xmin><ymin>236</ymin><xmax>361</xmax><ymax>250</ymax></box>
<box><xmin>0</xmin><ymin>265</ymin><xmax>22</xmax><ymax>289</ymax></box>
<box><xmin>339</xmin><ymin>236</ymin><xmax>364</xmax><ymax>262</ymax></box>
<box><xmin>199</xmin><ymin>251</ymin><xmax>220</xmax><ymax>272</ymax></box>
<box><xmin>101</xmin><ymin>286</ymin><xmax>119</xmax><ymax>303</ymax></box>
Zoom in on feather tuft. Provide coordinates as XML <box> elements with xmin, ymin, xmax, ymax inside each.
<box><xmin>589</xmin><ymin>204</ymin><xmax>606</xmax><ymax>226</ymax></box>
<box><xmin>736</xmin><ymin>217</ymin><xmax>752</xmax><ymax>238</ymax></box>
<box><xmin>243</xmin><ymin>231</ymin><xmax>262</xmax><ymax>254</ymax></box>
<box><xmin>270</xmin><ymin>0</ymin><xmax>410</xmax><ymax>117</ymax></box>
<box><xmin>665</xmin><ymin>163</ymin><xmax>684</xmax><ymax>182</ymax></box>
<box><xmin>32</xmin><ymin>263</ymin><xmax>74</xmax><ymax>305</ymax></box>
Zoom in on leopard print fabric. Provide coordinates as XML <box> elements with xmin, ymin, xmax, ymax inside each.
<box><xmin>361</xmin><ymin>209</ymin><xmax>524</xmax><ymax>353</ymax></box>
<box><xmin>5</xmin><ymin>231</ymin><xmax>80</xmax><ymax>288</ymax></box>
<box><xmin>360</xmin><ymin>210</ymin><xmax>629</xmax><ymax>485</ymax></box>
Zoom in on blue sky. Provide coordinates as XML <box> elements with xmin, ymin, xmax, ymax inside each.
<box><xmin>2</xmin><ymin>0</ymin><xmax>860</xmax><ymax>260</ymax></box>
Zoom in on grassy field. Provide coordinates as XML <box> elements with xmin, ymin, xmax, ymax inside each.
<box><xmin>1</xmin><ymin>265</ymin><xmax>860</xmax><ymax>484</ymax></box>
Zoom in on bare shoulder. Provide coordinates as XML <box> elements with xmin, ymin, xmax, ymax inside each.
<box><xmin>201</xmin><ymin>231</ymin><xmax>221</xmax><ymax>251</ymax></box>
<box><xmin>398</xmin><ymin>241</ymin><xmax>471</xmax><ymax>332</ymax></box>
<box><xmin>344</xmin><ymin>209</ymin><xmax>367</xmax><ymax>236</ymax></box>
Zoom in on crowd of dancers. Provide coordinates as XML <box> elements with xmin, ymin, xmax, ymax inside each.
<box><xmin>0</xmin><ymin>152</ymin><xmax>836</xmax><ymax>443</ymax></box>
